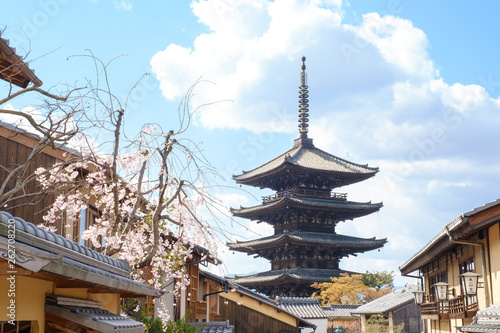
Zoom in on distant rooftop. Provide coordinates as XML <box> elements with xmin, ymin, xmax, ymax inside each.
<box><xmin>351</xmin><ymin>284</ymin><xmax>418</xmax><ymax>315</ymax></box>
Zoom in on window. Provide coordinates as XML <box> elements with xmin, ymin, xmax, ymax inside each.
<box><xmin>459</xmin><ymin>258</ymin><xmax>475</xmax><ymax>274</ymax></box>
<box><xmin>428</xmin><ymin>271</ymin><xmax>447</xmax><ymax>298</ymax></box>
<box><xmin>460</xmin><ymin>257</ymin><xmax>476</xmax><ymax>296</ymax></box>
<box><xmin>0</xmin><ymin>321</ymin><xmax>32</xmax><ymax>333</ymax></box>
<box><xmin>77</xmin><ymin>205</ymin><xmax>100</xmax><ymax>248</ymax></box>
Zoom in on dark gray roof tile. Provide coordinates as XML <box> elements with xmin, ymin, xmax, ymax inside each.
<box><xmin>230</xmin><ymin>268</ymin><xmax>355</xmax><ymax>285</ymax></box>
<box><xmin>351</xmin><ymin>284</ymin><xmax>418</xmax><ymax>314</ymax></box>
<box><xmin>234</xmin><ymin>144</ymin><xmax>378</xmax><ymax>181</ymax></box>
<box><xmin>322</xmin><ymin>304</ymin><xmax>360</xmax><ymax>317</ymax></box>
<box><xmin>228</xmin><ymin>231</ymin><xmax>387</xmax><ymax>251</ymax></box>
<box><xmin>231</xmin><ymin>196</ymin><xmax>382</xmax><ymax>216</ymax></box>
<box><xmin>276</xmin><ymin>297</ymin><xmax>327</xmax><ymax>319</ymax></box>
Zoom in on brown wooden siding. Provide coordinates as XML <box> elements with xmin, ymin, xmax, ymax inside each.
<box><xmin>328</xmin><ymin>318</ymin><xmax>360</xmax><ymax>333</ymax></box>
<box><xmin>0</xmin><ymin>132</ymin><xmax>60</xmax><ymax>227</ymax></box>
<box><xmin>393</xmin><ymin>304</ymin><xmax>423</xmax><ymax>333</ymax></box>
<box><xmin>219</xmin><ymin>298</ymin><xmax>299</xmax><ymax>333</ymax></box>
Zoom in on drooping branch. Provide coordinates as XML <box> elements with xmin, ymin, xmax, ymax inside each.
<box><xmin>135</xmin><ymin>179</ymin><xmax>185</xmax><ymax>269</ymax></box>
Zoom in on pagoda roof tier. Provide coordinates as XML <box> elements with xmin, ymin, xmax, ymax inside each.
<box><xmin>231</xmin><ymin>195</ymin><xmax>382</xmax><ymax>221</ymax></box>
<box><xmin>229</xmin><ymin>267</ymin><xmax>355</xmax><ymax>287</ymax></box>
<box><xmin>227</xmin><ymin>231</ymin><xmax>387</xmax><ymax>255</ymax></box>
<box><xmin>233</xmin><ymin>138</ymin><xmax>378</xmax><ymax>190</ymax></box>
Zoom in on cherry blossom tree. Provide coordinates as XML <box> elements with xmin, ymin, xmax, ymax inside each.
<box><xmin>1</xmin><ymin>52</ymin><xmax>223</xmax><ymax>323</ymax></box>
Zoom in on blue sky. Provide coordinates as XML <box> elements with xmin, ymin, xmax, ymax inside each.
<box><xmin>2</xmin><ymin>0</ymin><xmax>500</xmax><ymax>287</ymax></box>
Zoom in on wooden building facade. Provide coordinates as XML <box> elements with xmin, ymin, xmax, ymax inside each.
<box><xmin>400</xmin><ymin>199</ymin><xmax>500</xmax><ymax>333</ymax></box>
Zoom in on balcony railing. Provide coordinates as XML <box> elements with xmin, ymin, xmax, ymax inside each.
<box><xmin>262</xmin><ymin>188</ymin><xmax>347</xmax><ymax>203</ymax></box>
<box><xmin>420</xmin><ymin>295</ymin><xmax>478</xmax><ymax>320</ymax></box>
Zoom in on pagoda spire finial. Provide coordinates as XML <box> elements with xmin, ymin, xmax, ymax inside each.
<box><xmin>298</xmin><ymin>56</ymin><xmax>309</xmax><ymax>138</ymax></box>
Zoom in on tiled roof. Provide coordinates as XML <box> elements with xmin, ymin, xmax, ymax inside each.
<box><xmin>275</xmin><ymin>297</ymin><xmax>360</xmax><ymax>319</ymax></box>
<box><xmin>399</xmin><ymin>199</ymin><xmax>500</xmax><ymax>274</ymax></box>
<box><xmin>228</xmin><ymin>231</ymin><xmax>387</xmax><ymax>252</ymax></box>
<box><xmin>199</xmin><ymin>270</ymin><xmax>316</xmax><ymax>329</ymax></box>
<box><xmin>0</xmin><ymin>120</ymin><xmax>82</xmax><ymax>156</ymax></box>
<box><xmin>459</xmin><ymin>303</ymin><xmax>500</xmax><ymax>332</ymax></box>
<box><xmin>230</xmin><ymin>267</ymin><xmax>354</xmax><ymax>286</ymax></box>
<box><xmin>351</xmin><ymin>284</ymin><xmax>418</xmax><ymax>315</ymax></box>
<box><xmin>190</xmin><ymin>321</ymin><xmax>234</xmax><ymax>333</ymax></box>
<box><xmin>231</xmin><ymin>195</ymin><xmax>382</xmax><ymax>217</ymax></box>
<box><xmin>276</xmin><ymin>297</ymin><xmax>327</xmax><ymax>319</ymax></box>
<box><xmin>322</xmin><ymin>304</ymin><xmax>360</xmax><ymax>317</ymax></box>
<box><xmin>45</xmin><ymin>295</ymin><xmax>145</xmax><ymax>333</ymax></box>
<box><xmin>1</xmin><ymin>211</ymin><xmax>127</xmax><ymax>271</ymax></box>
<box><xmin>0</xmin><ymin>211</ymin><xmax>159</xmax><ymax>296</ymax></box>
<box><xmin>234</xmin><ymin>140</ymin><xmax>378</xmax><ymax>182</ymax></box>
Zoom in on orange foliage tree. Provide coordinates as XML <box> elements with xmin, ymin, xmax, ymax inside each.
<box><xmin>312</xmin><ymin>272</ymin><xmax>393</xmax><ymax>305</ymax></box>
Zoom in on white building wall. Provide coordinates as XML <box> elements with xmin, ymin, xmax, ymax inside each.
<box><xmin>155</xmin><ymin>278</ymin><xmax>175</xmax><ymax>320</ymax></box>
<box><xmin>302</xmin><ymin>318</ymin><xmax>328</xmax><ymax>333</ymax></box>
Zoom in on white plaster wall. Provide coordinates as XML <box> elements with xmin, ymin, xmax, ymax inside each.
<box><xmin>302</xmin><ymin>318</ymin><xmax>328</xmax><ymax>333</ymax></box>
<box><xmin>155</xmin><ymin>278</ymin><xmax>174</xmax><ymax>320</ymax></box>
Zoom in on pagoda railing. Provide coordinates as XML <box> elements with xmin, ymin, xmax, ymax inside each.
<box><xmin>262</xmin><ymin>188</ymin><xmax>347</xmax><ymax>203</ymax></box>
<box><xmin>420</xmin><ymin>294</ymin><xmax>477</xmax><ymax>320</ymax></box>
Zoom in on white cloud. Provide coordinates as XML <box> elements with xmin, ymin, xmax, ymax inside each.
<box><xmin>114</xmin><ymin>0</ymin><xmax>133</xmax><ymax>10</ymax></box>
<box><xmin>151</xmin><ymin>0</ymin><xmax>500</xmax><ymax>280</ymax></box>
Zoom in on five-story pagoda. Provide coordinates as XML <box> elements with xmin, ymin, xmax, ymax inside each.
<box><xmin>227</xmin><ymin>57</ymin><xmax>387</xmax><ymax>297</ymax></box>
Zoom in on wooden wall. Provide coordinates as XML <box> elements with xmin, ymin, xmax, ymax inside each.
<box><xmin>220</xmin><ymin>298</ymin><xmax>299</xmax><ymax>333</ymax></box>
<box><xmin>393</xmin><ymin>304</ymin><xmax>422</xmax><ymax>333</ymax></box>
<box><xmin>0</xmin><ymin>132</ymin><xmax>60</xmax><ymax>228</ymax></box>
<box><xmin>329</xmin><ymin>318</ymin><xmax>360</xmax><ymax>333</ymax></box>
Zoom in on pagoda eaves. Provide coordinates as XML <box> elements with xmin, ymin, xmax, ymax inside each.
<box><xmin>228</xmin><ymin>231</ymin><xmax>387</xmax><ymax>254</ymax></box>
<box><xmin>233</xmin><ymin>138</ymin><xmax>378</xmax><ymax>191</ymax></box>
<box><xmin>230</xmin><ymin>195</ymin><xmax>383</xmax><ymax>222</ymax></box>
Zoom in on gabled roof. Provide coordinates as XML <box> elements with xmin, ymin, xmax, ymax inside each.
<box><xmin>276</xmin><ymin>297</ymin><xmax>327</xmax><ymax>319</ymax></box>
<box><xmin>233</xmin><ymin>138</ymin><xmax>378</xmax><ymax>188</ymax></box>
<box><xmin>275</xmin><ymin>297</ymin><xmax>360</xmax><ymax>319</ymax></box>
<box><xmin>351</xmin><ymin>284</ymin><xmax>418</xmax><ymax>315</ymax></box>
<box><xmin>0</xmin><ymin>33</ymin><xmax>42</xmax><ymax>87</ymax></box>
<box><xmin>190</xmin><ymin>320</ymin><xmax>234</xmax><ymax>333</ymax></box>
<box><xmin>231</xmin><ymin>195</ymin><xmax>382</xmax><ymax>220</ymax></box>
<box><xmin>399</xmin><ymin>199</ymin><xmax>500</xmax><ymax>274</ymax></box>
<box><xmin>0</xmin><ymin>211</ymin><xmax>160</xmax><ymax>297</ymax></box>
<box><xmin>0</xmin><ymin>120</ymin><xmax>82</xmax><ymax>157</ymax></box>
<box><xmin>229</xmin><ymin>267</ymin><xmax>355</xmax><ymax>286</ymax></box>
<box><xmin>228</xmin><ymin>231</ymin><xmax>387</xmax><ymax>254</ymax></box>
<box><xmin>322</xmin><ymin>304</ymin><xmax>360</xmax><ymax>317</ymax></box>
<box><xmin>199</xmin><ymin>270</ymin><xmax>315</xmax><ymax>329</ymax></box>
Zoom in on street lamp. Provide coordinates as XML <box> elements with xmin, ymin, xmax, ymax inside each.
<box><xmin>432</xmin><ymin>282</ymin><xmax>450</xmax><ymax>301</ymax></box>
<box><xmin>460</xmin><ymin>272</ymin><xmax>480</xmax><ymax>295</ymax></box>
<box><xmin>412</xmin><ymin>290</ymin><xmax>425</xmax><ymax>304</ymax></box>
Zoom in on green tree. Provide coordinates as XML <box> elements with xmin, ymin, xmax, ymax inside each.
<box><xmin>362</xmin><ymin>271</ymin><xmax>394</xmax><ymax>291</ymax></box>
<box><xmin>366</xmin><ymin>314</ymin><xmax>404</xmax><ymax>333</ymax></box>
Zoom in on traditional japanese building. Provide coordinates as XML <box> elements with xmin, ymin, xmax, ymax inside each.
<box><xmin>227</xmin><ymin>57</ymin><xmax>387</xmax><ymax>297</ymax></box>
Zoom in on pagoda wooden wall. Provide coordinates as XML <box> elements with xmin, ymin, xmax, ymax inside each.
<box><xmin>220</xmin><ymin>298</ymin><xmax>300</xmax><ymax>333</ymax></box>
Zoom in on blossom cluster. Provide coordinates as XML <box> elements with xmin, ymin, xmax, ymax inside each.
<box><xmin>35</xmin><ymin>125</ymin><xmax>220</xmax><ymax>323</ymax></box>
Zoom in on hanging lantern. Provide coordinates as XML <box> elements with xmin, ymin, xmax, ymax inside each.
<box><xmin>460</xmin><ymin>272</ymin><xmax>480</xmax><ymax>295</ymax></box>
<box><xmin>412</xmin><ymin>290</ymin><xmax>425</xmax><ymax>304</ymax></box>
<box><xmin>432</xmin><ymin>282</ymin><xmax>450</xmax><ymax>301</ymax></box>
